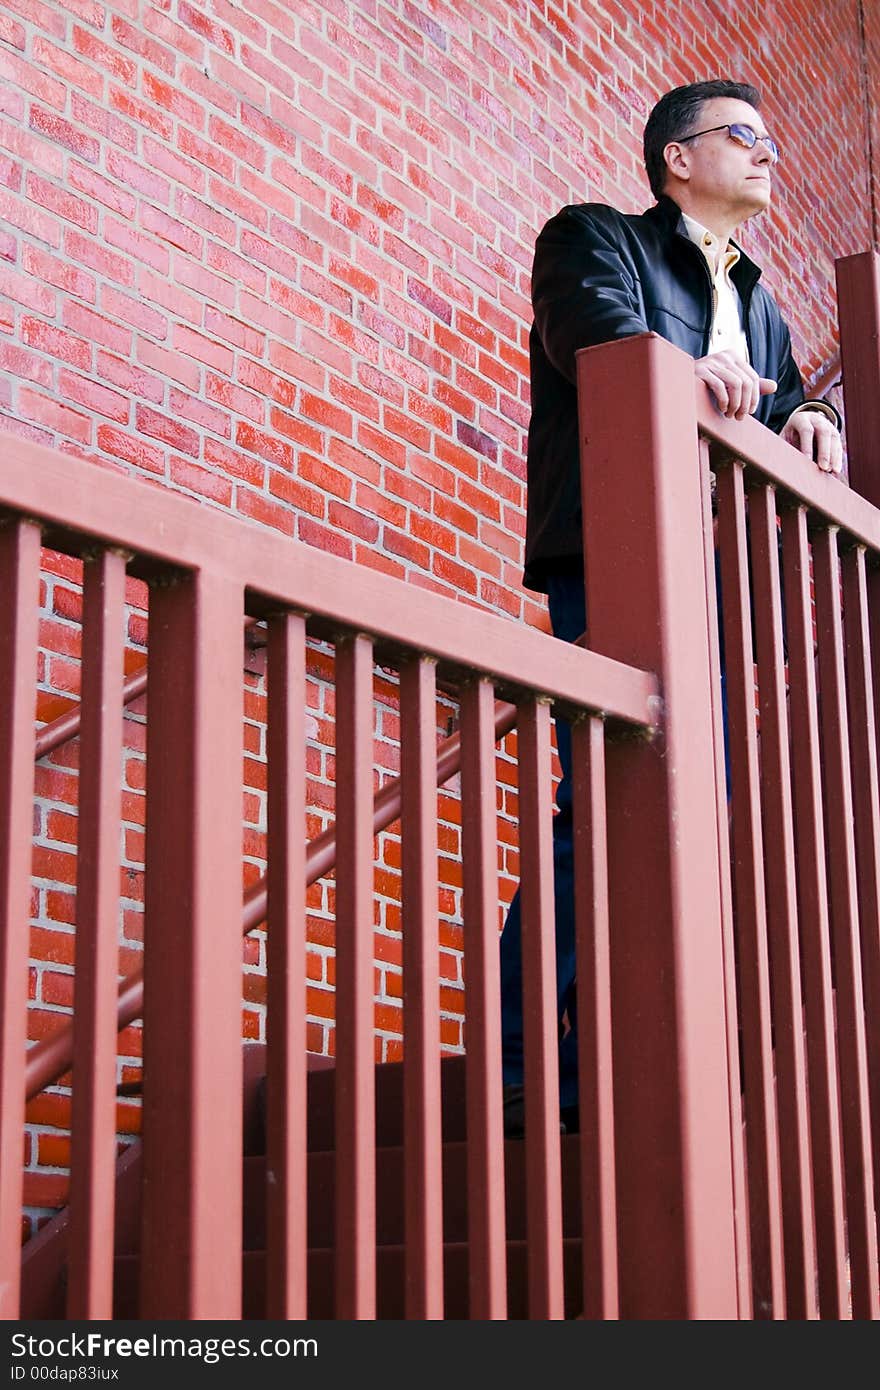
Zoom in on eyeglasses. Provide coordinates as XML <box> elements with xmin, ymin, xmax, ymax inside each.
<box><xmin>676</xmin><ymin>123</ymin><xmax>780</xmax><ymax>164</ymax></box>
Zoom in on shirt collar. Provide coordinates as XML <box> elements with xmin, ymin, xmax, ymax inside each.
<box><xmin>680</xmin><ymin>212</ymin><xmax>740</xmax><ymax>276</ymax></box>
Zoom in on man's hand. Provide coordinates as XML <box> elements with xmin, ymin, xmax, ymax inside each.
<box><xmin>782</xmin><ymin>410</ymin><xmax>843</xmax><ymax>474</ymax></box>
<box><xmin>694</xmin><ymin>350</ymin><xmax>777</xmax><ymax>420</ymax></box>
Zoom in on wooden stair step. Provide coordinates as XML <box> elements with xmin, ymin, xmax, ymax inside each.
<box><xmin>243</xmin><ymin>1134</ymin><xmax>584</xmax><ymax>1249</ymax></box>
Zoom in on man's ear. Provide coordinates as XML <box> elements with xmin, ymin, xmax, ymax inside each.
<box><xmin>663</xmin><ymin>141</ymin><xmax>691</xmax><ymax>185</ymax></box>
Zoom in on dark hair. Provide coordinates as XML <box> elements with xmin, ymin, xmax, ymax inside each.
<box><xmin>643</xmin><ymin>80</ymin><xmax>761</xmax><ymax>199</ymax></box>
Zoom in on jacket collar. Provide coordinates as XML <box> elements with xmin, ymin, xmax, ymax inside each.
<box><xmin>646</xmin><ymin>195</ymin><xmax>763</xmax><ymax>294</ymax></box>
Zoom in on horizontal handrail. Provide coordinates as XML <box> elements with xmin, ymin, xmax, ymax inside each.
<box><xmin>24</xmin><ymin>695</ymin><xmax>520</xmax><ymax>1101</ymax></box>
<box><xmin>696</xmin><ymin>379</ymin><xmax>878</xmax><ymax>545</ymax></box>
<box><xmin>29</xmin><ymin>350</ymin><xmax>843</xmax><ymax>768</ymax></box>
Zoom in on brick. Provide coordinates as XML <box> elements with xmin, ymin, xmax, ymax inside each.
<box><xmin>105</xmin><ymin>217</ymin><xmax>170</xmax><ymax>275</ymax></box>
<box><xmin>135</xmin><ymin>405</ymin><xmax>200</xmax><ymax>457</ymax></box>
<box><xmin>168</xmin><ymin>386</ymin><xmax>229</xmax><ymax>437</ymax></box>
<box><xmin>17</xmin><ymin>388</ymin><xmax>91</xmax><ymax>444</ymax></box>
<box><xmin>0</xmin><ymin>49</ymin><xmax>66</xmax><ymax>109</ymax></box>
<box><xmin>205</xmin><ymin>372</ymin><xmax>265</xmax><ymax>424</ymax></box>
<box><xmin>27</xmin><ymin>173</ymin><xmax>98</xmax><ymax>235</ymax></box>
<box><xmin>96</xmin><ymin>352</ymin><xmax>165</xmax><ymax>405</ymax></box>
<box><xmin>141</xmin><ymin>204</ymin><xmax>203</xmax><ymax>257</ymax></box>
<box><xmin>0</xmin><ymin>342</ymin><xmax>54</xmax><ymax>388</ymax></box>
<box><xmin>111</xmin><ymin>15</ymin><xmax>176</xmax><ymax>74</ymax></box>
<box><xmin>170</xmin><ymin>455</ymin><xmax>233</xmax><ymax>506</ymax></box>
<box><xmin>57</xmin><ymin>369</ymin><xmax>130</xmax><ymax>423</ymax></box>
<box><xmin>135</xmin><ymin>341</ymin><xmax>196</xmax><ymax>391</ymax></box>
<box><xmin>297</xmin><ymin>515</ymin><xmax>354</xmax><ymax>560</ymax></box>
<box><xmin>179</xmin><ymin>0</ymin><xmax>234</xmax><ymax>54</ymax></box>
<box><xmin>204</xmin><ymin>437</ymin><xmax>264</xmax><ymax>488</ymax></box>
<box><xmin>69</xmin><ymin>91</ymin><xmax>137</xmax><ymax>152</ymax></box>
<box><xmin>64</xmin><ymin>302</ymin><xmax>131</xmax><ymax>355</ymax></box>
<box><xmin>96</xmin><ymin>425</ymin><xmax>165</xmax><ymax>474</ymax></box>
<box><xmin>173</xmin><ymin>323</ymin><xmax>234</xmax><ymax>375</ymax></box>
<box><xmin>204</xmin><ymin>306</ymin><xmax>264</xmax><ymax>356</ymax></box>
<box><xmin>0</xmin><ymin>188</ymin><xmax>61</xmax><ymax>250</ymax></box>
<box><xmin>237</xmin><ymin>486</ymin><xmax>297</xmax><ymax>537</ymax></box>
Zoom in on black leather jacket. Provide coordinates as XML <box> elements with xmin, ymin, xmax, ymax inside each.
<box><xmin>523</xmin><ymin>195</ymin><xmax>806</xmax><ymax>591</ymax></box>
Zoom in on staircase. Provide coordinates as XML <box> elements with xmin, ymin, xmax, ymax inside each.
<box><xmin>20</xmin><ymin>1044</ymin><xmax>586</xmax><ymax>1320</ymax></box>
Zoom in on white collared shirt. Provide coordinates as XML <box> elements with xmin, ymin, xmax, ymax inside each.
<box><xmin>680</xmin><ymin>212</ymin><xmax>837</xmax><ymax>427</ymax></box>
<box><xmin>681</xmin><ymin>212</ymin><xmax>749</xmax><ymax>361</ymax></box>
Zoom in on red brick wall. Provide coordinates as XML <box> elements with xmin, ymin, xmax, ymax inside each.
<box><xmin>4</xmin><ymin>0</ymin><xmax>878</xmax><ymax>1233</ymax></box>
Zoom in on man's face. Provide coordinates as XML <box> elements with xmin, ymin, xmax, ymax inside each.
<box><xmin>665</xmin><ymin>97</ymin><xmax>776</xmax><ymax>227</ymax></box>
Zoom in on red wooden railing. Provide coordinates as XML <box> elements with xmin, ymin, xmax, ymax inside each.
<box><xmin>0</xmin><ymin>429</ymin><xmax>656</xmax><ymax>1321</ymax></box>
<box><xmin>20</xmin><ymin>354</ymin><xmax>846</xmax><ymax>1108</ymax></box>
<box><xmin>3</xmin><ymin>251</ymin><xmax>880</xmax><ymax>1320</ymax></box>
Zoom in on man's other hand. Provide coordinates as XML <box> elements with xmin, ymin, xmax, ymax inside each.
<box><xmin>694</xmin><ymin>350</ymin><xmax>777</xmax><ymax>420</ymax></box>
<box><xmin>782</xmin><ymin>410</ymin><xmax>843</xmax><ymax>474</ymax></box>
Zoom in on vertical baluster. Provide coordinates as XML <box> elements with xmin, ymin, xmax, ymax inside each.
<box><xmin>459</xmin><ymin>676</ymin><xmax>507</xmax><ymax>1319</ymax></box>
<box><xmin>716</xmin><ymin>461</ymin><xmax>785</xmax><ymax>1316</ymax></box>
<box><xmin>571</xmin><ymin>713</ymin><xmax>618</xmax><ymax>1319</ymax></box>
<box><xmin>0</xmin><ymin>520</ymin><xmax>40</xmax><ymax>1319</ymax></box>
<box><xmin>140</xmin><ymin>569</ymin><xmax>244</xmax><ymax>1318</ymax></box>
<box><xmin>812</xmin><ymin>526</ymin><xmax>880</xmax><ymax>1318</ymax></box>
<box><xmin>334</xmin><ymin>633</ymin><xmax>376</xmax><ymax>1319</ymax></box>
<box><xmin>858</xmin><ymin>550</ymin><xmax>880</xmax><ymax>1265</ymax></box>
<box><xmin>843</xmin><ymin>544</ymin><xmax>880</xmax><ymax>1276</ymax></box>
<box><xmin>265</xmin><ymin>612</ymin><xmax>308</xmax><ymax>1319</ymax></box>
<box><xmin>702</xmin><ymin>440</ymin><xmax>751</xmax><ymax>1317</ymax></box>
<box><xmin>517</xmin><ymin>695</ymin><xmax>565</xmax><ymax>1319</ymax></box>
<box><xmin>400</xmin><ymin>655</ymin><xmax>443</xmax><ymax>1319</ymax></box>
<box><xmin>748</xmin><ymin>484</ymin><xmax>817</xmax><ymax>1317</ymax></box>
<box><xmin>779</xmin><ymin>505</ymin><xmax>849</xmax><ymax>1317</ymax></box>
<box><xmin>67</xmin><ymin>549</ymin><xmax>127</xmax><ymax>1319</ymax></box>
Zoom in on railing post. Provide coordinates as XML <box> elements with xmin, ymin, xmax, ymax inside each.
<box><xmin>836</xmin><ymin>250</ymin><xmax>880</xmax><ymax>504</ymax></box>
<box><xmin>139</xmin><ymin>567</ymin><xmax>244</xmax><ymax>1319</ymax></box>
<box><xmin>576</xmin><ymin>333</ymin><xmax>738</xmax><ymax>1318</ymax></box>
<box><xmin>0</xmin><ymin>521</ymin><xmax>40</xmax><ymax>1319</ymax></box>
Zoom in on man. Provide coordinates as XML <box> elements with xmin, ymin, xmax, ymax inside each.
<box><xmin>500</xmin><ymin>79</ymin><xmax>843</xmax><ymax>1138</ymax></box>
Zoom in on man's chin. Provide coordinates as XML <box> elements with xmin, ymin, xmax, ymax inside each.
<box><xmin>744</xmin><ymin>181</ymin><xmax>772</xmax><ymax>210</ymax></box>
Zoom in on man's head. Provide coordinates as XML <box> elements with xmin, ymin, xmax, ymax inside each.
<box><xmin>644</xmin><ymin>80</ymin><xmax>776</xmax><ymax>235</ymax></box>
<box><xmin>644</xmin><ymin>80</ymin><xmax>763</xmax><ymax>198</ymax></box>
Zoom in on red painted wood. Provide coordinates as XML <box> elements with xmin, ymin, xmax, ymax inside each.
<box><xmin>812</xmin><ymin>526</ymin><xmax>880</xmax><ymax>1319</ymax></box>
<box><xmin>0</xmin><ymin>521</ymin><xmax>40</xmax><ymax>1319</ymax></box>
<box><xmin>863</xmin><ymin>556</ymin><xmax>880</xmax><ymax>1273</ymax></box>
<box><xmin>139</xmin><ymin>570</ymin><xmax>244</xmax><ymax>1319</ymax></box>
<box><xmin>691</xmin><ymin>406</ymin><xmax>880</xmax><ymax>550</ymax></box>
<box><xmin>66</xmin><ymin>549</ymin><xmax>127</xmax><ymax>1319</ymax></box>
<box><xmin>517</xmin><ymin>696</ymin><xmax>565</xmax><ymax>1319</ymax></box>
<box><xmin>0</xmin><ymin>437</ymin><xmax>658</xmax><ymax>728</ymax></box>
<box><xmin>700</xmin><ymin>438</ymin><xmax>751</xmax><ymax>1318</ymax></box>
<box><xmin>836</xmin><ymin>251</ymin><xmax>880</xmax><ymax>506</ymax></box>
<box><xmin>265</xmin><ymin>612</ymin><xmax>308</xmax><ymax>1319</ymax></box>
<box><xmin>400</xmin><ymin>656</ymin><xmax>444</xmax><ymax>1319</ymax></box>
<box><xmin>571</xmin><ymin>715</ymin><xmax>618</xmax><ymax>1319</ymax></box>
<box><xmin>577</xmin><ymin>333</ymin><xmax>737</xmax><ymax>1318</ymax></box>
<box><xmin>459</xmin><ymin>677</ymin><xmax>507</xmax><ymax>1319</ymax></box>
<box><xmin>779</xmin><ymin>505</ymin><xmax>850</xmax><ymax>1317</ymax></box>
<box><xmin>842</xmin><ymin>547</ymin><xmax>880</xmax><ymax>1278</ymax></box>
<box><xmin>747</xmin><ymin>483</ymin><xmax>817</xmax><ymax>1318</ymax></box>
<box><xmin>716</xmin><ymin>461</ymin><xmax>785</xmax><ymax>1318</ymax></box>
<box><xmin>23</xmin><ymin>698</ymin><xmax>523</xmax><ymax>1105</ymax></box>
<box><xmin>333</xmin><ymin>633</ymin><xmax>377</xmax><ymax>1319</ymax></box>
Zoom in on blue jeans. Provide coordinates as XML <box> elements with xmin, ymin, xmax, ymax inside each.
<box><xmin>499</xmin><ymin>571</ymin><xmax>585</xmax><ymax>1110</ymax></box>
